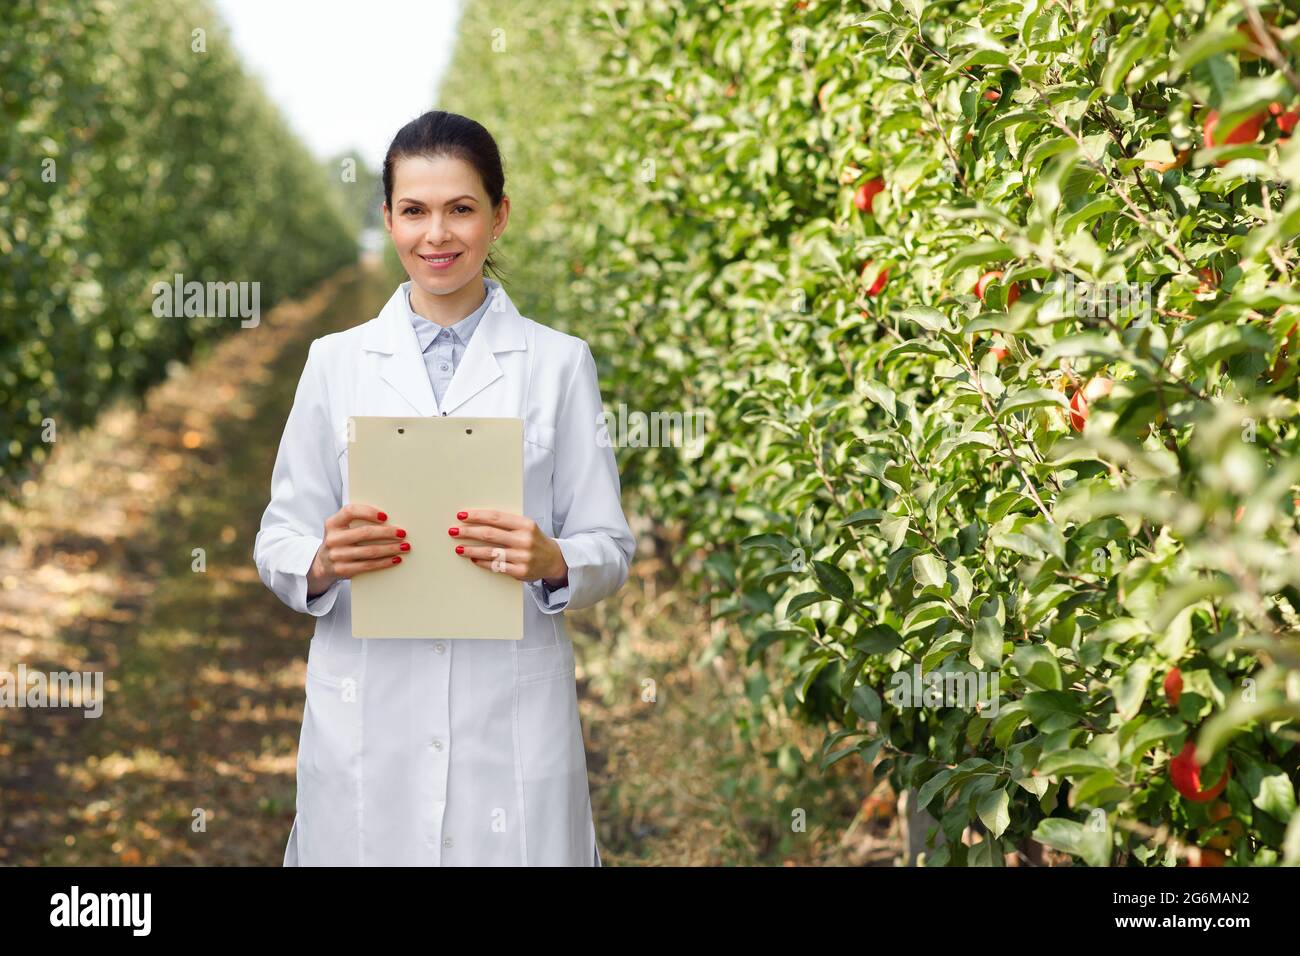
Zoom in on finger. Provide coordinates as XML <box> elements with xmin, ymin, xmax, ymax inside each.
<box><xmin>337</xmin><ymin>540</ymin><xmax>409</xmax><ymax>562</ymax></box>
<box><xmin>332</xmin><ymin>502</ymin><xmax>388</xmax><ymax>529</ymax></box>
<box><xmin>469</xmin><ymin>556</ymin><xmax>525</xmax><ymax>578</ymax></box>
<box><xmin>337</xmin><ymin>523</ymin><xmax>407</xmax><ymax>547</ymax></box>
<box><xmin>455</xmin><ymin>544</ymin><xmax>520</xmax><ymax>562</ymax></box>
<box><xmin>458</xmin><ymin>509</ymin><xmax>529</xmax><ymax>532</ymax></box>
<box><xmin>450</xmin><ymin>523</ymin><xmax>511</xmax><ymax>546</ymax></box>
<box><xmin>337</xmin><ymin>554</ymin><xmax>404</xmax><ymax>576</ymax></box>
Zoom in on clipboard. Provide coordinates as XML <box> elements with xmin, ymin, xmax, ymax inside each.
<box><xmin>347</xmin><ymin>416</ymin><xmax>523</xmax><ymax>640</ymax></box>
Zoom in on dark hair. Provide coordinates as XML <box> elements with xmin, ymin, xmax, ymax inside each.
<box><xmin>382</xmin><ymin>110</ymin><xmax>507</xmax><ymax>282</ymax></box>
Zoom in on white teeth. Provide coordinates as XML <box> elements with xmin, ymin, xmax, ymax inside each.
<box><xmin>425</xmin><ymin>254</ymin><xmax>457</xmax><ymax>263</ymax></box>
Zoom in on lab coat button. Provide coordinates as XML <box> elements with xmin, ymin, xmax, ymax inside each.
<box><xmin>443</xmin><ymin>837</ymin><xmax>453</xmax><ymax>848</ymax></box>
<box><xmin>432</xmin><ymin>738</ymin><xmax>443</xmax><ymax>750</ymax></box>
<box><xmin>434</xmin><ymin>642</ymin><xmax>446</xmax><ymax>654</ymax></box>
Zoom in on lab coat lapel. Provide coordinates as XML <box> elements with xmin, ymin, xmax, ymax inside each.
<box><xmin>361</xmin><ymin>281</ymin><xmax>527</xmax><ymax>418</ymax></box>
<box><xmin>363</xmin><ymin>286</ymin><xmax>437</xmax><ymax>417</ymax></box>
<box><xmin>440</xmin><ymin>281</ymin><xmax>526</xmax><ymax>416</ymax></box>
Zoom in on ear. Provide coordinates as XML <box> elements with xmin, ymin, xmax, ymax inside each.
<box><xmin>382</xmin><ymin>202</ymin><xmax>392</xmax><ymax>233</ymax></box>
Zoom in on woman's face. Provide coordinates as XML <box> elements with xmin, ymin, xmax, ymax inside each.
<box><xmin>382</xmin><ymin>154</ymin><xmax>507</xmax><ymax>297</ymax></box>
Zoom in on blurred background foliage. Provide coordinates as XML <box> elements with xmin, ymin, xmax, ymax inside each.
<box><xmin>0</xmin><ymin>0</ymin><xmax>356</xmax><ymax>495</ymax></box>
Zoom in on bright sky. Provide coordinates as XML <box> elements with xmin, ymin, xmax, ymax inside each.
<box><xmin>211</xmin><ymin>0</ymin><xmax>464</xmax><ymax>170</ymax></box>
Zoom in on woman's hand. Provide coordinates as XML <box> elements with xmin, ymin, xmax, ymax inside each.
<box><xmin>449</xmin><ymin>509</ymin><xmax>568</xmax><ymax>586</ymax></box>
<box><xmin>308</xmin><ymin>503</ymin><xmax>409</xmax><ymax>597</ymax></box>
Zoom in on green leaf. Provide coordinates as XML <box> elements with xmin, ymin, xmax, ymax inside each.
<box><xmin>853</xmin><ymin>624</ymin><xmax>903</xmax><ymax>654</ymax></box>
<box><xmin>977</xmin><ymin>787</ymin><xmax>1011</xmax><ymax>839</ymax></box>
<box><xmin>997</xmin><ymin>388</ymin><xmax>1070</xmax><ymax>418</ymax></box>
<box><xmin>916</xmin><ymin>768</ymin><xmax>956</xmax><ymax>812</ymax></box>
<box><xmin>850</xmin><ymin>684</ymin><xmax>882</xmax><ymax>723</ymax></box>
<box><xmin>1101</xmin><ymin>34</ymin><xmax>1149</xmax><ymax>95</ymax></box>
<box><xmin>971</xmin><ymin>613</ymin><xmax>1004</xmax><ymax>670</ymax></box>
<box><xmin>912</xmin><ymin>553</ymin><xmax>947</xmax><ymax>589</ymax></box>
<box><xmin>1109</xmin><ymin>662</ymin><xmax>1150</xmax><ymax>722</ymax></box>
<box><xmin>740</xmin><ymin>533</ymin><xmax>792</xmax><ymax>556</ymax></box>
<box><xmin>943</xmin><ymin>240</ymin><xmax>1016</xmax><ymax>275</ymax></box>
<box><xmin>1038</xmin><ymin>748</ymin><xmax>1112</xmax><ymax>777</ymax></box>
<box><xmin>1127</xmin><ymin>717</ymin><xmax>1185</xmax><ymax>760</ymax></box>
<box><xmin>1013</xmin><ymin>644</ymin><xmax>1062</xmax><ymax>691</ymax></box>
<box><xmin>1033</xmin><ymin>817</ymin><xmax>1111</xmax><ymax>867</ymax></box>
<box><xmin>901</xmin><ymin>306</ymin><xmax>952</xmax><ymax>332</ymax></box>
<box><xmin>813</xmin><ymin>560</ymin><xmax>855</xmax><ymax>602</ymax></box>
<box><xmin>874</xmin><ymin>513</ymin><xmax>907</xmax><ymax>551</ymax></box>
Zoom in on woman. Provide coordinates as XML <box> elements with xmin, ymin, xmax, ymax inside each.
<box><xmin>253</xmin><ymin>111</ymin><xmax>636</xmax><ymax>866</ymax></box>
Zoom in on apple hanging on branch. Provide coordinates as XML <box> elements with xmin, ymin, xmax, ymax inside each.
<box><xmin>853</xmin><ymin>177</ymin><xmax>886</xmax><ymax>216</ymax></box>
<box><xmin>860</xmin><ymin>259</ymin><xmax>889</xmax><ymax>297</ymax></box>
<box><xmin>972</xmin><ymin>269</ymin><xmax>1020</xmax><ymax>306</ymax></box>
<box><xmin>1164</xmin><ymin>667</ymin><xmax>1183</xmax><ymax>707</ymax></box>
<box><xmin>1169</xmin><ymin>741</ymin><xmax>1231</xmax><ymax>803</ymax></box>
<box><xmin>1067</xmin><ymin>375</ymin><xmax>1114</xmax><ymax>431</ymax></box>
<box><xmin>1203</xmin><ymin>108</ymin><xmax>1268</xmax><ymax>165</ymax></box>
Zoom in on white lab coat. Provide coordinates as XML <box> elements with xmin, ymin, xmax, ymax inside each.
<box><xmin>253</xmin><ymin>279</ymin><xmax>635</xmax><ymax>866</ymax></box>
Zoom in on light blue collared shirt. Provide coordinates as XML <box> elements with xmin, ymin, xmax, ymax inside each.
<box><xmin>404</xmin><ymin>276</ymin><xmax>570</xmax><ymax>607</ymax></box>
<box><xmin>404</xmin><ymin>277</ymin><xmax>496</xmax><ymax>410</ymax></box>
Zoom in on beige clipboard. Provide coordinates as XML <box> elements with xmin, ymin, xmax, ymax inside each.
<box><xmin>348</xmin><ymin>416</ymin><xmax>523</xmax><ymax>640</ymax></box>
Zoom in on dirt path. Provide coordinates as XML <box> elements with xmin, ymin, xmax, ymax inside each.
<box><xmin>0</xmin><ymin>262</ymin><xmax>899</xmax><ymax>865</ymax></box>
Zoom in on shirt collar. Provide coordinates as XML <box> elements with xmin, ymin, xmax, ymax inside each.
<box><xmin>405</xmin><ymin>277</ymin><xmax>497</xmax><ymax>352</ymax></box>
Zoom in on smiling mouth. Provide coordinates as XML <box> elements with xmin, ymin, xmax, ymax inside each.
<box><xmin>420</xmin><ymin>252</ymin><xmax>461</xmax><ymax>265</ymax></box>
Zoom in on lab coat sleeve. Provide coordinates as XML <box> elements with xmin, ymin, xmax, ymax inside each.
<box><xmin>526</xmin><ymin>340</ymin><xmax>635</xmax><ymax>615</ymax></box>
<box><xmin>253</xmin><ymin>338</ymin><xmax>345</xmax><ymax>617</ymax></box>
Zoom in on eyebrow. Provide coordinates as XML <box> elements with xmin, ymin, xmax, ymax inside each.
<box><xmin>396</xmin><ymin>195</ymin><xmax>478</xmax><ymax>206</ymax></box>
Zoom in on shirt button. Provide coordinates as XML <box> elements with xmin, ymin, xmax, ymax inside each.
<box><xmin>443</xmin><ymin>837</ymin><xmax>453</xmax><ymax>848</ymax></box>
<box><xmin>439</xmin><ymin>363</ymin><xmax>449</xmax><ymax>371</ymax></box>
<box><xmin>432</xmin><ymin>738</ymin><xmax>443</xmax><ymax>751</ymax></box>
<box><xmin>435</xmin><ymin>643</ymin><xmax>446</xmax><ymax>654</ymax></box>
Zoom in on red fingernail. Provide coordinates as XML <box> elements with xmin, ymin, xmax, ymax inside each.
<box><xmin>455</xmin><ymin>545</ymin><xmax>464</xmax><ymax>554</ymax></box>
<box><xmin>396</xmin><ymin>528</ymin><xmax>406</xmax><ymax>538</ymax></box>
<box><xmin>400</xmin><ymin>542</ymin><xmax>410</xmax><ymax>552</ymax></box>
<box><xmin>392</xmin><ymin>556</ymin><xmax>401</xmax><ymax>563</ymax></box>
<box><xmin>457</xmin><ymin>511</ymin><xmax>468</xmax><ymax>520</ymax></box>
<box><xmin>377</xmin><ymin>511</ymin><xmax>387</xmax><ymax>522</ymax></box>
<box><xmin>448</xmin><ymin>527</ymin><xmax>459</xmax><ymax>536</ymax></box>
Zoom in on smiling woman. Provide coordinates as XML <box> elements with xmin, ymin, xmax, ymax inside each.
<box><xmin>381</xmin><ymin>112</ymin><xmax>510</xmax><ymax>328</ymax></box>
<box><xmin>254</xmin><ymin>109</ymin><xmax>637</xmax><ymax>867</ymax></box>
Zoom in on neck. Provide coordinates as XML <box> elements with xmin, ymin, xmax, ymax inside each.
<box><xmin>409</xmin><ymin>277</ymin><xmax>488</xmax><ymax>328</ymax></box>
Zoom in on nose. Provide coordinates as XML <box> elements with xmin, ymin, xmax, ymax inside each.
<box><xmin>425</xmin><ymin>214</ymin><xmax>452</xmax><ymax>246</ymax></box>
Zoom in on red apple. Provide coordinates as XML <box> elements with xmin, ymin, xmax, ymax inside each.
<box><xmin>1204</xmin><ymin>109</ymin><xmax>1267</xmax><ymax>165</ymax></box>
<box><xmin>1169</xmin><ymin>741</ymin><xmax>1231</xmax><ymax>803</ymax></box>
<box><xmin>861</xmin><ymin>260</ymin><xmax>889</xmax><ymax>297</ymax></box>
<box><xmin>973</xmin><ymin>269</ymin><xmax>1020</xmax><ymax>305</ymax></box>
<box><xmin>1266</xmin><ymin>102</ymin><xmax>1300</xmax><ymax>137</ymax></box>
<box><xmin>1164</xmin><ymin>667</ymin><xmax>1183</xmax><ymax>707</ymax></box>
<box><xmin>1068</xmin><ymin>389</ymin><xmax>1088</xmax><ymax>431</ymax></box>
<box><xmin>1195</xmin><ymin>266</ymin><xmax>1219</xmax><ymax>295</ymax></box>
<box><xmin>854</xmin><ymin>177</ymin><xmax>885</xmax><ymax>215</ymax></box>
